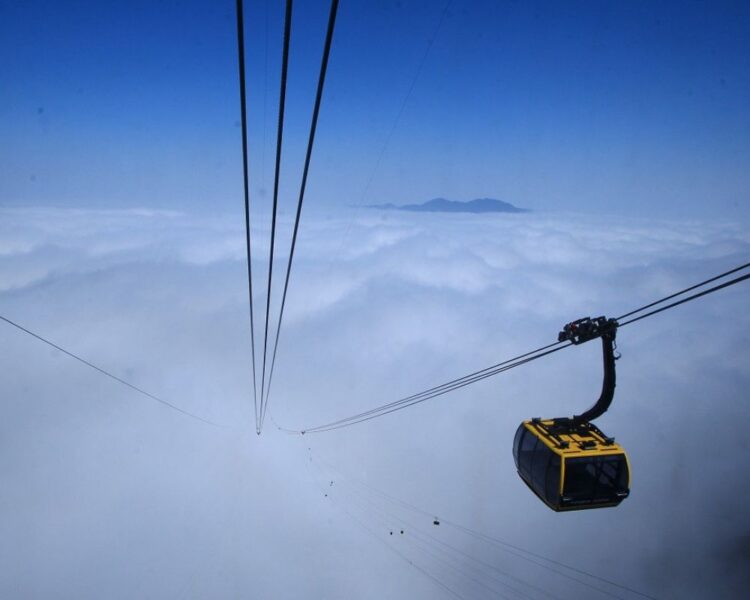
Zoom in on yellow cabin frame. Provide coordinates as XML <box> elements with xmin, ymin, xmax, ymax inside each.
<box><xmin>513</xmin><ymin>418</ymin><xmax>630</xmax><ymax>511</ymax></box>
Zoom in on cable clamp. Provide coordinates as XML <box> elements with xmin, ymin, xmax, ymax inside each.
<box><xmin>558</xmin><ymin>316</ymin><xmax>618</xmax><ymax>345</ymax></box>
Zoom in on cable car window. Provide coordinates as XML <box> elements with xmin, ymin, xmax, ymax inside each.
<box><xmin>521</xmin><ymin>428</ymin><xmax>536</xmax><ymax>452</ymax></box>
<box><xmin>544</xmin><ymin>454</ymin><xmax>561</xmax><ymax>505</ymax></box>
<box><xmin>513</xmin><ymin>425</ymin><xmax>525</xmax><ymax>469</ymax></box>
<box><xmin>517</xmin><ymin>427</ymin><xmax>536</xmax><ymax>476</ymax></box>
<box><xmin>531</xmin><ymin>439</ymin><xmax>551</xmax><ymax>490</ymax></box>
<box><xmin>564</xmin><ymin>456</ymin><xmax>627</xmax><ymax>503</ymax></box>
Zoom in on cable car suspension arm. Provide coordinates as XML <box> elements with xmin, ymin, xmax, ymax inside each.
<box><xmin>557</xmin><ymin>316</ymin><xmax>618</xmax><ymax>423</ymax></box>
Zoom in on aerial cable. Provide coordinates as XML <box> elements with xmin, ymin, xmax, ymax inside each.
<box><xmin>336</xmin><ymin>483</ymin><xmax>546</xmax><ymax>600</ymax></box>
<box><xmin>0</xmin><ymin>315</ymin><xmax>225</xmax><ymax>428</ymax></box>
<box><xmin>309</xmin><ymin>447</ymin><xmax>657</xmax><ymax>600</ymax></box>
<box><xmin>397</xmin><ymin>528</ymin><xmax>543</xmax><ymax>600</ymax></box>
<box><xmin>390</xmin><ymin>526</ymin><xmax>558</xmax><ymax>600</ymax></box>
<box><xmin>615</xmin><ymin>260</ymin><xmax>750</xmax><ymax>321</ymax></box>
<box><xmin>335</xmin><ymin>0</ymin><xmax>453</xmax><ymax>258</ymax></box>
<box><xmin>343</xmin><ymin>482</ymin><xmax>620</xmax><ymax>600</ymax></box>
<box><xmin>308</xmin><ymin>443</ymin><xmax>630</xmax><ymax>600</ymax></box>
<box><xmin>235</xmin><ymin>0</ymin><xmax>260</xmax><ymax>432</ymax></box>
<box><xmin>312</xmin><ymin>340</ymin><xmax>565</xmax><ymax>429</ymax></box>
<box><xmin>382</xmin><ymin>528</ymin><xmax>516</xmax><ymax>600</ymax></box>
<box><xmin>288</xmin><ymin>261</ymin><xmax>749</xmax><ymax>434</ymax></box>
<box><xmin>305</xmin><ymin>445</ymin><xmax>468</xmax><ymax>599</ymax></box>
<box><xmin>321</xmin><ymin>471</ymin><xmax>514</xmax><ymax>599</ymax></box>
<box><xmin>327</xmin><ymin>495</ymin><xmax>467</xmax><ymax>600</ymax></box>
<box><xmin>264</xmin><ymin>343</ymin><xmax>561</xmax><ymax>434</ymax></box>
<box><xmin>299</xmin><ymin>344</ymin><xmax>569</xmax><ymax>433</ymax></box>
<box><xmin>260</xmin><ymin>0</ymin><xmax>293</xmax><ymax>424</ymax></box>
<box><xmin>305</xmin><ymin>437</ymin><xmax>467</xmax><ymax>599</ymax></box>
<box><xmin>260</xmin><ymin>0</ymin><xmax>270</xmax><ymax>191</ymax></box>
<box><xmin>449</xmin><ymin>523</ymin><xmax>647</xmax><ymax>600</ymax></box>
<box><xmin>261</xmin><ymin>0</ymin><xmax>339</xmax><ymax>429</ymax></box>
<box><xmin>319</xmin><ymin>448</ymin><xmax>642</xmax><ymax>598</ymax></box>
<box><xmin>617</xmin><ymin>271</ymin><xmax>750</xmax><ymax>327</ymax></box>
<box><xmin>298</xmin><ymin>267</ymin><xmax>748</xmax><ymax>433</ymax></box>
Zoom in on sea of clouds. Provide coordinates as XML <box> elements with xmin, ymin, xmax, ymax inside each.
<box><xmin>1</xmin><ymin>206</ymin><xmax>748</xmax><ymax>599</ymax></box>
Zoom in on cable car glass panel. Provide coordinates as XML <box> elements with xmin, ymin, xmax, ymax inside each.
<box><xmin>544</xmin><ymin>454</ymin><xmax>561</xmax><ymax>506</ymax></box>
<box><xmin>516</xmin><ymin>425</ymin><xmax>536</xmax><ymax>478</ymax></box>
<box><xmin>563</xmin><ymin>455</ymin><xmax>629</xmax><ymax>506</ymax></box>
<box><xmin>531</xmin><ymin>439</ymin><xmax>551</xmax><ymax>491</ymax></box>
<box><xmin>513</xmin><ymin>425</ymin><xmax>525</xmax><ymax>468</ymax></box>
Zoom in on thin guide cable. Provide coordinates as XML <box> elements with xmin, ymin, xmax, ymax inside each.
<box><xmin>310</xmin><ymin>447</ymin><xmax>657</xmax><ymax>600</ymax></box>
<box><xmin>0</xmin><ymin>315</ymin><xmax>223</xmax><ymax>428</ymax></box>
<box><xmin>335</xmin><ymin>0</ymin><xmax>452</xmax><ymax>257</ymax></box>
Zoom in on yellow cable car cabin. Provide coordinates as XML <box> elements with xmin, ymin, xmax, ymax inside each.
<box><xmin>512</xmin><ymin>316</ymin><xmax>631</xmax><ymax>511</ymax></box>
<box><xmin>513</xmin><ymin>418</ymin><xmax>630</xmax><ymax>511</ymax></box>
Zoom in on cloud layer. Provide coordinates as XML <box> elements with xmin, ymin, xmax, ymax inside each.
<box><xmin>1</xmin><ymin>206</ymin><xmax>748</xmax><ymax>598</ymax></box>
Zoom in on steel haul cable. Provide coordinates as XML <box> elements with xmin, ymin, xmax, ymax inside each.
<box><xmin>618</xmin><ymin>271</ymin><xmax>750</xmax><ymax>327</ymax></box>
<box><xmin>235</xmin><ymin>0</ymin><xmax>260</xmax><ymax>431</ymax></box>
<box><xmin>615</xmin><ymin>260</ymin><xmax>750</xmax><ymax>321</ymax></box>
<box><xmin>261</xmin><ymin>0</ymin><xmax>340</xmax><ymax>430</ymax></box>
<box><xmin>286</xmin><ymin>261</ymin><xmax>750</xmax><ymax>434</ymax></box>
<box><xmin>3</xmin><ymin>258</ymin><xmax>746</xmax><ymax>436</ymax></box>
<box><xmin>260</xmin><ymin>0</ymin><xmax>293</xmax><ymax>424</ymax></box>
<box><xmin>296</xmin><ymin>345</ymin><xmax>570</xmax><ymax>433</ymax></box>
<box><xmin>300</xmin><ymin>340</ymin><xmax>566</xmax><ymax>431</ymax></box>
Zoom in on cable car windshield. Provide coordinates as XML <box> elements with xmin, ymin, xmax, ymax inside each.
<box><xmin>563</xmin><ymin>455</ymin><xmax>629</xmax><ymax>505</ymax></box>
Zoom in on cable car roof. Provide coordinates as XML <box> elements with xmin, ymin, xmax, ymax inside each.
<box><xmin>522</xmin><ymin>418</ymin><xmax>627</xmax><ymax>458</ymax></box>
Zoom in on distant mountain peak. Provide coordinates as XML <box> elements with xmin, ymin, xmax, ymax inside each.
<box><xmin>367</xmin><ymin>197</ymin><xmax>529</xmax><ymax>214</ymax></box>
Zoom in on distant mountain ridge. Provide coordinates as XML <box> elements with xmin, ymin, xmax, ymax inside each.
<box><xmin>369</xmin><ymin>197</ymin><xmax>529</xmax><ymax>214</ymax></box>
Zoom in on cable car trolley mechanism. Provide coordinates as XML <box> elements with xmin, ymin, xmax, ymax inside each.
<box><xmin>513</xmin><ymin>316</ymin><xmax>631</xmax><ymax>512</ymax></box>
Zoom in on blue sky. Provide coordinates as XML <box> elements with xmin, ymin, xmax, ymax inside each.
<box><xmin>2</xmin><ymin>0</ymin><xmax>749</xmax><ymax>217</ymax></box>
